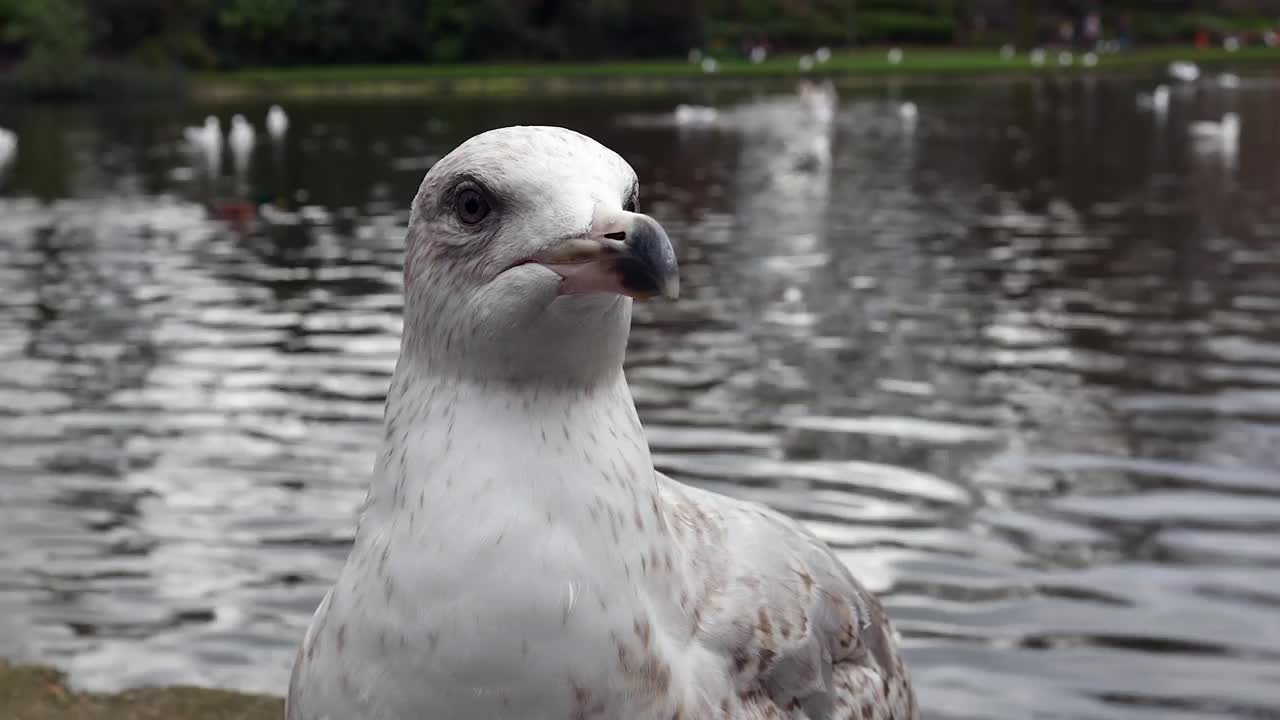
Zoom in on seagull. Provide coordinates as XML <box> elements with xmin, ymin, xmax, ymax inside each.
<box><xmin>1137</xmin><ymin>84</ymin><xmax>1170</xmax><ymax>114</ymax></box>
<box><xmin>228</xmin><ymin>114</ymin><xmax>255</xmax><ymax>172</ymax></box>
<box><xmin>285</xmin><ymin>126</ymin><xmax>918</xmax><ymax>720</ymax></box>
<box><xmin>267</xmin><ymin>105</ymin><xmax>289</xmax><ymax>140</ymax></box>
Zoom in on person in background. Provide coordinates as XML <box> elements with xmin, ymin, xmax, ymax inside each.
<box><xmin>1084</xmin><ymin>11</ymin><xmax>1101</xmax><ymax>50</ymax></box>
<box><xmin>1117</xmin><ymin>13</ymin><xmax>1134</xmax><ymax>50</ymax></box>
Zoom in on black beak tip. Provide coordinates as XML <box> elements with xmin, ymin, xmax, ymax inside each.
<box><xmin>619</xmin><ymin>216</ymin><xmax>679</xmax><ymax>300</ymax></box>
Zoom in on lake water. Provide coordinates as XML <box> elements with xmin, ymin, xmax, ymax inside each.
<box><xmin>2</xmin><ymin>72</ymin><xmax>1279</xmax><ymax>719</ymax></box>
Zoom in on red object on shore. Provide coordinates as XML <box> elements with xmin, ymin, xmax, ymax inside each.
<box><xmin>212</xmin><ymin>200</ymin><xmax>256</xmax><ymax>231</ymax></box>
<box><xmin>1196</xmin><ymin>29</ymin><xmax>1210</xmax><ymax>49</ymax></box>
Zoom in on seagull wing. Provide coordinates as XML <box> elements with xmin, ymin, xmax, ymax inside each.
<box><xmin>659</xmin><ymin>474</ymin><xmax>918</xmax><ymax>719</ymax></box>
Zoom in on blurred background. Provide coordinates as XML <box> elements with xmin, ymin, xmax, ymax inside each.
<box><xmin>3</xmin><ymin>2</ymin><xmax>1280</xmax><ymax>719</ymax></box>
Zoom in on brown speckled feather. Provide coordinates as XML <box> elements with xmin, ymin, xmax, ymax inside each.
<box><xmin>659</xmin><ymin>474</ymin><xmax>918</xmax><ymax>720</ymax></box>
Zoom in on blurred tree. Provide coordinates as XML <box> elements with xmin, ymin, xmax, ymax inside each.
<box><xmin>0</xmin><ymin>0</ymin><xmax>1274</xmax><ymax>89</ymax></box>
<box><xmin>1016</xmin><ymin>0</ymin><xmax>1039</xmax><ymax>46</ymax></box>
<box><xmin>424</xmin><ymin>0</ymin><xmax>532</xmax><ymax>61</ymax></box>
<box><xmin>6</xmin><ymin>0</ymin><xmax>91</xmax><ymax>92</ymax></box>
<box><xmin>275</xmin><ymin>0</ymin><xmax>349</xmax><ymax>63</ymax></box>
<box><xmin>219</xmin><ymin>0</ymin><xmax>293</xmax><ymax>43</ymax></box>
<box><xmin>90</xmin><ymin>0</ymin><xmax>217</xmax><ymax>68</ymax></box>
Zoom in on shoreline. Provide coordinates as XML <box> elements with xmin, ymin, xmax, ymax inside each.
<box><xmin>192</xmin><ymin>46</ymin><xmax>1280</xmax><ymax>101</ymax></box>
<box><xmin>0</xmin><ymin>661</ymin><xmax>281</xmax><ymax>719</ymax></box>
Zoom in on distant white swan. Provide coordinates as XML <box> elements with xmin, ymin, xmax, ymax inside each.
<box><xmin>1189</xmin><ymin>112</ymin><xmax>1239</xmax><ymax>138</ymax></box>
<box><xmin>267</xmin><ymin>105</ymin><xmax>289</xmax><ymax>140</ymax></box>
<box><xmin>887</xmin><ymin>47</ymin><xmax>904</xmax><ymax>65</ymax></box>
<box><xmin>700</xmin><ymin>57</ymin><xmax>718</xmax><ymax>74</ymax></box>
<box><xmin>1029</xmin><ymin>48</ymin><xmax>1046</xmax><ymax>66</ymax></box>
<box><xmin>798</xmin><ymin>54</ymin><xmax>814</xmax><ymax>71</ymax></box>
<box><xmin>814</xmin><ymin>46</ymin><xmax>832</xmax><ymax>63</ymax></box>
<box><xmin>1189</xmin><ymin>112</ymin><xmax>1240</xmax><ymax>152</ymax></box>
<box><xmin>183</xmin><ymin>116</ymin><xmax>220</xmax><ymax>152</ymax></box>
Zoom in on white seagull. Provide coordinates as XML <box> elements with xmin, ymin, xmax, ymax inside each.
<box><xmin>0</xmin><ymin>126</ymin><xmax>16</xmax><ymax>169</ymax></box>
<box><xmin>228</xmin><ymin>114</ymin><xmax>255</xmax><ymax>172</ymax></box>
<box><xmin>286</xmin><ymin>126</ymin><xmax>918</xmax><ymax>720</ymax></box>
<box><xmin>1137</xmin><ymin>84</ymin><xmax>1170</xmax><ymax>114</ymax></box>
<box><xmin>267</xmin><ymin>104</ymin><xmax>289</xmax><ymax>140</ymax></box>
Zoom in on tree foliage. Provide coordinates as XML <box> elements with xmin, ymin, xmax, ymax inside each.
<box><xmin>0</xmin><ymin>0</ymin><xmax>1270</xmax><ymax>80</ymax></box>
<box><xmin>4</xmin><ymin>0</ymin><xmax>91</xmax><ymax>94</ymax></box>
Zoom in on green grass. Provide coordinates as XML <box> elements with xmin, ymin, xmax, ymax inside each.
<box><xmin>194</xmin><ymin>45</ymin><xmax>1280</xmax><ymax>98</ymax></box>
<box><xmin>0</xmin><ymin>661</ymin><xmax>281</xmax><ymax>720</ymax></box>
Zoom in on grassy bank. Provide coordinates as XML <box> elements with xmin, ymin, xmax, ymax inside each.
<box><xmin>194</xmin><ymin>45</ymin><xmax>1280</xmax><ymax>100</ymax></box>
<box><xmin>0</xmin><ymin>661</ymin><xmax>280</xmax><ymax>720</ymax></box>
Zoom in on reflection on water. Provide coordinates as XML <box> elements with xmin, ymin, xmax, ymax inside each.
<box><xmin>2</xmin><ymin>75</ymin><xmax>1280</xmax><ymax>718</ymax></box>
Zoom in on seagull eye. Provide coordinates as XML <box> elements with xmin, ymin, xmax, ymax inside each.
<box><xmin>456</xmin><ymin>188</ymin><xmax>490</xmax><ymax>225</ymax></box>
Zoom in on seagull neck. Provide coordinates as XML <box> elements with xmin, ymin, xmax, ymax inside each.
<box><xmin>368</xmin><ymin>368</ymin><xmax>664</xmax><ymax>540</ymax></box>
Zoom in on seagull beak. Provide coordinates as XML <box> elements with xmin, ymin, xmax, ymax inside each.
<box><xmin>532</xmin><ymin>208</ymin><xmax>680</xmax><ymax>301</ymax></box>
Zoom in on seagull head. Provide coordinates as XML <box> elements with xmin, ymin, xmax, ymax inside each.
<box><xmin>401</xmin><ymin>126</ymin><xmax>679</xmax><ymax>385</ymax></box>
